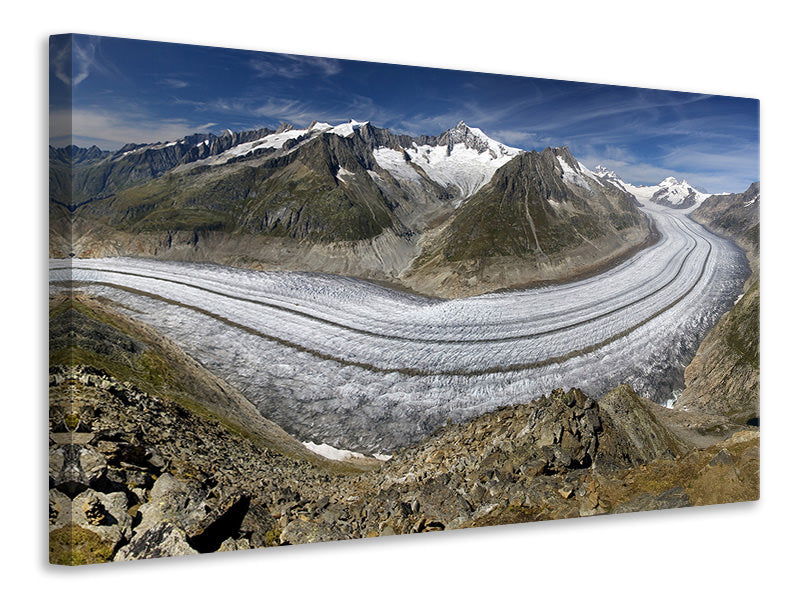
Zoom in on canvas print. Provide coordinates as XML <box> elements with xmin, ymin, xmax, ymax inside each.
<box><xmin>48</xmin><ymin>34</ymin><xmax>760</xmax><ymax>565</ymax></box>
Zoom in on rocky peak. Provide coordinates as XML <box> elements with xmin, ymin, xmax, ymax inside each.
<box><xmin>276</xmin><ymin>122</ymin><xmax>295</xmax><ymax>134</ymax></box>
<box><xmin>550</xmin><ymin>146</ymin><xmax>581</xmax><ymax>167</ymax></box>
<box><xmin>433</xmin><ymin>121</ymin><xmax>523</xmax><ymax>161</ymax></box>
<box><xmin>437</xmin><ymin>121</ymin><xmax>491</xmax><ymax>155</ymax></box>
<box><xmin>593</xmin><ymin>165</ymin><xmax>618</xmax><ymax>179</ymax></box>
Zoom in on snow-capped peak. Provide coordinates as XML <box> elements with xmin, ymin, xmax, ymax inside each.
<box><xmin>377</xmin><ymin>122</ymin><xmax>523</xmax><ymax>201</ymax></box>
<box><xmin>593</xmin><ymin>165</ymin><xmax>619</xmax><ymax>179</ymax></box>
<box><xmin>438</xmin><ymin>121</ymin><xmax>522</xmax><ymax>160</ymax></box>
<box><xmin>329</xmin><ymin>119</ymin><xmax>369</xmax><ymax>137</ymax></box>
<box><xmin>591</xmin><ymin>165</ymin><xmax>710</xmax><ymax>209</ymax></box>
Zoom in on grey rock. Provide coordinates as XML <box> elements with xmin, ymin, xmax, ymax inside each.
<box><xmin>709</xmin><ymin>448</ymin><xmax>734</xmax><ymax>467</ymax></box>
<box><xmin>67</xmin><ymin>489</ymin><xmax>133</xmax><ymax>548</ymax></box>
<box><xmin>115</xmin><ymin>521</ymin><xmax>197</xmax><ymax>561</ymax></box>
<box><xmin>611</xmin><ymin>486</ymin><xmax>691</xmax><ymax>514</ymax></box>
<box><xmin>136</xmin><ymin>473</ymin><xmax>207</xmax><ymax>534</ymax></box>
<box><xmin>280</xmin><ymin>519</ymin><xmax>343</xmax><ymax>545</ymax></box>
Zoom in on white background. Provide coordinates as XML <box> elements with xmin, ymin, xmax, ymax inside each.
<box><xmin>5</xmin><ymin>1</ymin><xmax>796</xmax><ymax>597</ymax></box>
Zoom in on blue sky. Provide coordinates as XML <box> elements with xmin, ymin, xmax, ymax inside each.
<box><xmin>49</xmin><ymin>34</ymin><xmax>759</xmax><ymax>193</ymax></box>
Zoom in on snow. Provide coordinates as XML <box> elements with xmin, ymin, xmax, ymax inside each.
<box><xmin>222</xmin><ymin>128</ymin><xmax>309</xmax><ymax>157</ymax></box>
<box><xmin>372</xmin><ymin>148</ymin><xmax>422</xmax><ymax>182</ymax></box>
<box><xmin>592</xmin><ymin>166</ymin><xmax>711</xmax><ymax>207</ymax></box>
<box><xmin>329</xmin><ymin>119</ymin><xmax>368</xmax><ymax>137</ymax></box>
<box><xmin>50</xmin><ymin>201</ymin><xmax>748</xmax><ymax>453</ymax></box>
<box><xmin>302</xmin><ymin>441</ymin><xmax>370</xmax><ymax>462</ymax></box>
<box><xmin>336</xmin><ymin>167</ymin><xmax>355</xmax><ymax>182</ymax></box>
<box><xmin>744</xmin><ymin>194</ymin><xmax>759</xmax><ymax>207</ymax></box>
<box><xmin>365</xmin><ymin>123</ymin><xmax>523</xmax><ymax>201</ymax></box>
<box><xmin>557</xmin><ymin>156</ymin><xmax>591</xmax><ymax>190</ymax></box>
<box><xmin>403</xmin><ymin>139</ymin><xmax>519</xmax><ymax>200</ymax></box>
<box><xmin>213</xmin><ymin>120</ymin><xmax>366</xmax><ymax>161</ymax></box>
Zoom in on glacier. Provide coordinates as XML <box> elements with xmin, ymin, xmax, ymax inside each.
<box><xmin>49</xmin><ymin>199</ymin><xmax>748</xmax><ymax>453</ymax></box>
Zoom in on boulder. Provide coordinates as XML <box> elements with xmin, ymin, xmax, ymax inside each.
<box><xmin>135</xmin><ymin>473</ymin><xmax>207</xmax><ymax>535</ymax></box>
<box><xmin>115</xmin><ymin>521</ymin><xmax>197</xmax><ymax>561</ymax></box>
<box><xmin>280</xmin><ymin>519</ymin><xmax>344</xmax><ymax>545</ymax></box>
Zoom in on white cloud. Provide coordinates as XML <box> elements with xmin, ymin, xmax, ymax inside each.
<box><xmin>161</xmin><ymin>78</ymin><xmax>189</xmax><ymax>89</ymax></box>
<box><xmin>50</xmin><ymin>107</ymin><xmax>219</xmax><ymax>149</ymax></box>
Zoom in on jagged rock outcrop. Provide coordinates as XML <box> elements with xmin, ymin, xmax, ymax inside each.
<box><xmin>597</xmin><ymin>384</ymin><xmax>689</xmax><ymax>466</ymax></box>
<box><xmin>49</xmin><ymin>355</ymin><xmax>758</xmax><ymax>564</ymax></box>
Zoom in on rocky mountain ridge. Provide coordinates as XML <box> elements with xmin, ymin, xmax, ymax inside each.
<box><xmin>50</xmin><ymin>363</ymin><xmax>757</xmax><ymax>563</ymax></box>
<box><xmin>52</xmin><ymin>120</ymin><xmax>654</xmax><ymax>298</ymax></box>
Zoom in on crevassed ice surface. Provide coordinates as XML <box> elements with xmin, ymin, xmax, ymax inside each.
<box><xmin>50</xmin><ymin>202</ymin><xmax>748</xmax><ymax>452</ymax></box>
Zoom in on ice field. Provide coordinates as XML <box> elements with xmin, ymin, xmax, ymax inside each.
<box><xmin>50</xmin><ymin>202</ymin><xmax>748</xmax><ymax>452</ymax></box>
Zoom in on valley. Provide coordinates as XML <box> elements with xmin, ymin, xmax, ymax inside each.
<box><xmin>50</xmin><ymin>195</ymin><xmax>748</xmax><ymax>453</ymax></box>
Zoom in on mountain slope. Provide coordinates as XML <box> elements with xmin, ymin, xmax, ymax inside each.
<box><xmin>54</xmin><ymin>121</ymin><xmax>672</xmax><ymax>298</ymax></box>
<box><xmin>49</xmin><ymin>129</ymin><xmax>278</xmax><ymax>208</ymax></box>
<box><xmin>402</xmin><ymin>147</ymin><xmax>653</xmax><ymax>297</ymax></box>
<box><xmin>675</xmin><ymin>181</ymin><xmax>760</xmax><ymax>423</ymax></box>
<box><xmin>690</xmin><ymin>182</ymin><xmax>759</xmax><ymax>255</ymax></box>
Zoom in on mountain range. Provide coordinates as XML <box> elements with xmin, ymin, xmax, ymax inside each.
<box><xmin>50</xmin><ymin>120</ymin><xmax>729</xmax><ymax>297</ymax></box>
<box><xmin>592</xmin><ymin>166</ymin><xmax>711</xmax><ymax>208</ymax></box>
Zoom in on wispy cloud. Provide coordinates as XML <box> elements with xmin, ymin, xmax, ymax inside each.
<box><xmin>249</xmin><ymin>54</ymin><xmax>342</xmax><ymax>79</ymax></box>
<box><xmin>50</xmin><ymin>107</ymin><xmax>220</xmax><ymax>149</ymax></box>
<box><xmin>160</xmin><ymin>78</ymin><xmax>189</xmax><ymax>89</ymax></box>
<box><xmin>71</xmin><ymin>38</ymin><xmax>98</xmax><ymax>86</ymax></box>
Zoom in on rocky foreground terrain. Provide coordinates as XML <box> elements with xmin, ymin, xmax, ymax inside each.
<box><xmin>49</xmin><ymin>293</ymin><xmax>758</xmax><ymax>564</ymax></box>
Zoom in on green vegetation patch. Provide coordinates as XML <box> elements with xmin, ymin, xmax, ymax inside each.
<box><xmin>49</xmin><ymin>525</ymin><xmax>115</xmax><ymax>565</ymax></box>
<box><xmin>724</xmin><ymin>278</ymin><xmax>760</xmax><ymax>368</ymax></box>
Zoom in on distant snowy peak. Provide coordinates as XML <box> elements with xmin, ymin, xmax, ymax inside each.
<box><xmin>593</xmin><ymin>165</ymin><xmax>618</xmax><ymax>179</ymax></box>
<box><xmin>592</xmin><ymin>165</ymin><xmax>711</xmax><ymax>209</ymax></box>
<box><xmin>650</xmin><ymin>178</ymin><xmax>710</xmax><ymax>209</ymax></box>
